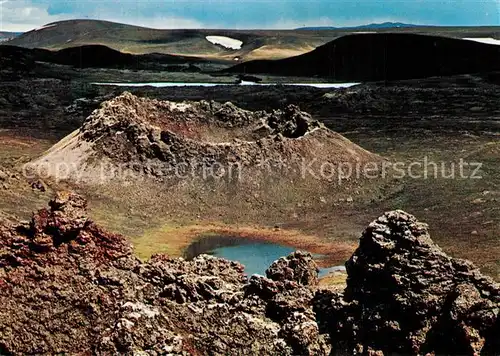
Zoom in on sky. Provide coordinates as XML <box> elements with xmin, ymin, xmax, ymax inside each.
<box><xmin>0</xmin><ymin>0</ymin><xmax>499</xmax><ymax>32</ymax></box>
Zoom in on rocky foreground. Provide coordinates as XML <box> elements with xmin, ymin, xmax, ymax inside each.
<box><xmin>0</xmin><ymin>193</ymin><xmax>498</xmax><ymax>355</ymax></box>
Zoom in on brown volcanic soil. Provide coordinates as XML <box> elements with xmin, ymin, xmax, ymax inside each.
<box><xmin>3</xmin><ymin>19</ymin><xmax>337</xmax><ymax>61</ymax></box>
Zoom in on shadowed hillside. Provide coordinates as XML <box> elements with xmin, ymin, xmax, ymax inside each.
<box><xmin>0</xmin><ymin>193</ymin><xmax>498</xmax><ymax>354</ymax></box>
<box><xmin>0</xmin><ymin>44</ymin><xmax>204</xmax><ymax>72</ymax></box>
<box><xmin>225</xmin><ymin>33</ymin><xmax>500</xmax><ymax>81</ymax></box>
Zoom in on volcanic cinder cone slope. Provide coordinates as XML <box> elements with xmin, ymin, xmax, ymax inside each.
<box><xmin>29</xmin><ymin>92</ymin><xmax>381</xmax><ymax>186</ymax></box>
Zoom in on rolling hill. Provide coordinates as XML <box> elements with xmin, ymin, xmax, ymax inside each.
<box><xmin>6</xmin><ymin>19</ymin><xmax>500</xmax><ymax>62</ymax></box>
<box><xmin>0</xmin><ymin>44</ymin><xmax>205</xmax><ymax>76</ymax></box>
<box><xmin>225</xmin><ymin>33</ymin><xmax>500</xmax><ymax>81</ymax></box>
<box><xmin>5</xmin><ymin>19</ymin><xmax>334</xmax><ymax>61</ymax></box>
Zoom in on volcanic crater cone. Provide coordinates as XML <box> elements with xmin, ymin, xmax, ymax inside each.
<box><xmin>30</xmin><ymin>92</ymin><xmax>381</xmax><ymax>185</ymax></box>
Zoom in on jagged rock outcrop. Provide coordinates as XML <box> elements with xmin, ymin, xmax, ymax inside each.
<box><xmin>28</xmin><ymin>92</ymin><xmax>381</xmax><ymax>184</ymax></box>
<box><xmin>0</xmin><ymin>196</ymin><xmax>498</xmax><ymax>355</ymax></box>
<box><xmin>0</xmin><ymin>193</ymin><xmax>326</xmax><ymax>355</ymax></box>
<box><xmin>266</xmin><ymin>250</ymin><xmax>319</xmax><ymax>286</ymax></box>
<box><xmin>314</xmin><ymin>210</ymin><xmax>500</xmax><ymax>355</ymax></box>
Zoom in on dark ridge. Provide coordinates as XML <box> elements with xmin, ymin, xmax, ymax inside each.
<box><xmin>51</xmin><ymin>45</ymin><xmax>200</xmax><ymax>68</ymax></box>
<box><xmin>225</xmin><ymin>33</ymin><xmax>500</xmax><ymax>81</ymax></box>
<box><xmin>184</xmin><ymin>236</ymin><xmax>258</xmax><ymax>260</ymax></box>
<box><xmin>0</xmin><ymin>44</ymin><xmax>203</xmax><ymax>70</ymax></box>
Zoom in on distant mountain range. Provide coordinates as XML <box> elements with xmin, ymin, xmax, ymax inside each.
<box><xmin>297</xmin><ymin>22</ymin><xmax>425</xmax><ymax>30</ymax></box>
<box><xmin>4</xmin><ymin>19</ymin><xmax>500</xmax><ymax>63</ymax></box>
<box><xmin>0</xmin><ymin>32</ymin><xmax>22</xmax><ymax>42</ymax></box>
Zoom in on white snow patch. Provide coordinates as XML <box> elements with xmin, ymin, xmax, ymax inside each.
<box><xmin>239</xmin><ymin>80</ymin><xmax>259</xmax><ymax>85</ymax></box>
<box><xmin>34</xmin><ymin>24</ymin><xmax>57</xmax><ymax>32</ymax></box>
<box><xmin>206</xmin><ymin>35</ymin><xmax>243</xmax><ymax>50</ymax></box>
<box><xmin>462</xmin><ymin>37</ymin><xmax>500</xmax><ymax>46</ymax></box>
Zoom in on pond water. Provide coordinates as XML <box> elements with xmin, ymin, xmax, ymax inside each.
<box><xmin>184</xmin><ymin>235</ymin><xmax>346</xmax><ymax>277</ymax></box>
<box><xmin>92</xmin><ymin>82</ymin><xmax>359</xmax><ymax>89</ymax></box>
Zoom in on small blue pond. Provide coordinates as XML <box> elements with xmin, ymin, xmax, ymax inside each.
<box><xmin>184</xmin><ymin>236</ymin><xmax>345</xmax><ymax>277</ymax></box>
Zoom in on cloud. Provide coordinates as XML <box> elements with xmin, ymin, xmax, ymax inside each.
<box><xmin>1</xmin><ymin>0</ymin><xmax>497</xmax><ymax>32</ymax></box>
<box><xmin>0</xmin><ymin>0</ymin><xmax>66</xmax><ymax>31</ymax></box>
<box><xmin>0</xmin><ymin>0</ymin><xmax>204</xmax><ymax>31</ymax></box>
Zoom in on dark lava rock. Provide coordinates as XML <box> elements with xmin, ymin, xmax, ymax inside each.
<box><xmin>0</xmin><ymin>196</ymin><xmax>498</xmax><ymax>355</ymax></box>
<box><xmin>266</xmin><ymin>250</ymin><xmax>319</xmax><ymax>286</ymax></box>
<box><xmin>0</xmin><ymin>169</ymin><xmax>8</xmax><ymax>181</ymax></box>
<box><xmin>30</xmin><ymin>180</ymin><xmax>46</xmax><ymax>192</ymax></box>
<box><xmin>314</xmin><ymin>210</ymin><xmax>499</xmax><ymax>355</ymax></box>
<box><xmin>0</xmin><ymin>44</ymin><xmax>201</xmax><ymax>71</ymax></box>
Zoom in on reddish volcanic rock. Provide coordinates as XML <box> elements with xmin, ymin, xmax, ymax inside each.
<box><xmin>0</xmin><ymin>193</ymin><xmax>324</xmax><ymax>355</ymax></box>
<box><xmin>0</xmin><ymin>196</ymin><xmax>498</xmax><ymax>355</ymax></box>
